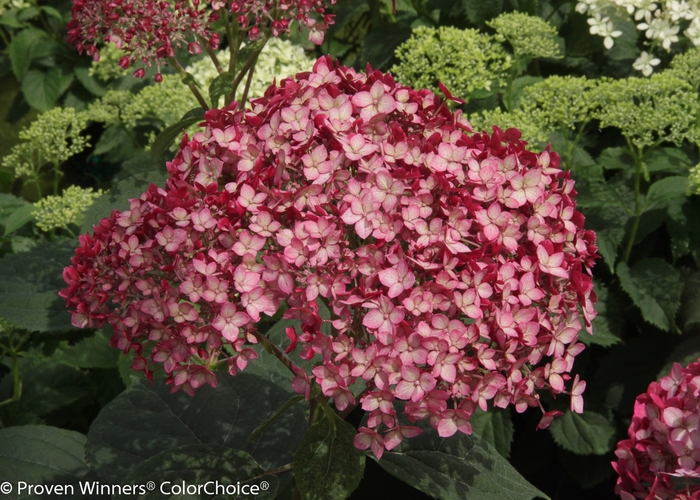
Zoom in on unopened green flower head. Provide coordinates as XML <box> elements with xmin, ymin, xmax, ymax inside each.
<box><xmin>519</xmin><ymin>76</ymin><xmax>599</xmax><ymax>133</ymax></box>
<box><xmin>89</xmin><ymin>42</ymin><xmax>129</xmax><ymax>81</ymax></box>
<box><xmin>668</xmin><ymin>47</ymin><xmax>700</xmax><ymax>89</ymax></box>
<box><xmin>391</xmin><ymin>26</ymin><xmax>512</xmax><ymax>102</ymax></box>
<box><xmin>469</xmin><ymin>107</ymin><xmax>550</xmax><ymax>148</ymax></box>
<box><xmin>594</xmin><ymin>72</ymin><xmax>700</xmax><ymax>149</ymax></box>
<box><xmin>33</xmin><ymin>185</ymin><xmax>103</xmax><ymax>232</ymax></box>
<box><xmin>86</xmin><ymin>90</ymin><xmax>133</xmax><ymax>126</ymax></box>
<box><xmin>1</xmin><ymin>108</ymin><xmax>89</xmax><ymax>179</ymax></box>
<box><xmin>487</xmin><ymin>12</ymin><xmax>563</xmax><ymax>61</ymax></box>
<box><xmin>689</xmin><ymin>163</ymin><xmax>700</xmax><ymax>196</ymax></box>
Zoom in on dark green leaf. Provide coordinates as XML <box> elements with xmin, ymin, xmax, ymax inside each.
<box><xmin>74</xmin><ymin>66</ymin><xmax>107</xmax><ymax>97</ymax></box>
<box><xmin>22</xmin><ymin>68</ymin><xmax>74</xmax><ymax>111</ymax></box>
<box><xmin>80</xmin><ymin>170</ymin><xmax>168</xmax><ymax>234</ymax></box>
<box><xmin>645</xmin><ymin>147</ymin><xmax>693</xmax><ymax>174</ymax></box>
<box><xmin>681</xmin><ymin>272</ymin><xmax>700</xmax><ymax>329</ymax></box>
<box><xmin>463</xmin><ymin>0</ymin><xmax>504</xmax><ymax>25</ymax></box>
<box><xmin>560</xmin><ymin>451</ymin><xmax>613</xmax><ymax>489</ymax></box>
<box><xmin>605</xmin><ymin>16</ymin><xmax>637</xmax><ymax>61</ymax></box>
<box><xmin>93</xmin><ymin>125</ymin><xmax>129</xmax><ymax>155</ymax></box>
<box><xmin>377</xmin><ymin>417</ymin><xmax>547</xmax><ymax>500</ymax></box>
<box><xmin>9</xmin><ymin>28</ymin><xmax>46</xmax><ymax>80</ymax></box>
<box><xmin>0</xmin><ymin>194</ymin><xmax>29</xmax><ymax>224</ymax></box>
<box><xmin>644</xmin><ymin>176</ymin><xmax>688</xmax><ymax>211</ymax></box>
<box><xmin>658</xmin><ymin>335</ymin><xmax>700</xmax><ymax>378</ymax></box>
<box><xmin>208</xmin><ymin>71</ymin><xmax>235</xmax><ymax>108</ymax></box>
<box><xmin>150</xmin><ymin>108</ymin><xmax>205</xmax><ymax>159</ymax></box>
<box><xmin>583</xmin><ymin>206</ymin><xmax>630</xmax><ymax>270</ymax></box>
<box><xmin>294</xmin><ymin>413</ymin><xmax>365</xmax><ymax>500</ymax></box>
<box><xmin>510</xmin><ymin>76</ymin><xmax>543</xmax><ymax>111</ymax></box>
<box><xmin>0</xmin><ymin>425</ymin><xmax>98</xmax><ymax>499</ymax></box>
<box><xmin>549</xmin><ymin>410</ymin><xmax>615</xmax><ymax>455</ymax></box>
<box><xmin>0</xmin><ymin>240</ymin><xmax>76</xmax><ymax>332</ymax></box>
<box><xmin>54</xmin><ymin>329</ymin><xmax>119</xmax><ymax>369</ymax></box>
<box><xmin>581</xmin><ymin>282</ymin><xmax>623</xmax><ymax>347</ymax></box>
<box><xmin>360</xmin><ymin>18</ymin><xmax>413</xmax><ymax>70</ymax></box>
<box><xmin>39</xmin><ymin>5</ymin><xmax>63</xmax><ymax>21</ymax></box>
<box><xmin>3</xmin><ymin>204</ymin><xmax>35</xmax><ymax>236</ymax></box>
<box><xmin>86</xmin><ymin>373</ymin><xmax>305</xmax><ymax>484</ymax></box>
<box><xmin>16</xmin><ymin>6</ymin><xmax>39</xmax><ymax>21</ymax></box>
<box><xmin>469</xmin><ymin>408</ymin><xmax>513</xmax><ymax>459</ymax></box>
<box><xmin>119</xmin><ymin>445</ymin><xmax>278</xmax><ymax>500</ymax></box>
<box><xmin>11</xmin><ymin>236</ymin><xmax>38</xmax><ymax>254</ymax></box>
<box><xmin>597</xmin><ymin>147</ymin><xmax>635</xmax><ymax>171</ymax></box>
<box><xmin>0</xmin><ymin>10</ymin><xmax>22</xmax><ymax>28</ymax></box>
<box><xmin>617</xmin><ymin>258</ymin><xmax>682</xmax><ymax>332</ymax></box>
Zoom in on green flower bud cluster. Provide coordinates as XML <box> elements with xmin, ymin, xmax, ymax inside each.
<box><xmin>33</xmin><ymin>185</ymin><xmax>102</xmax><ymax>233</ymax></box>
<box><xmin>85</xmin><ymin>90</ymin><xmax>133</xmax><ymax>126</ymax></box>
<box><xmin>487</xmin><ymin>12</ymin><xmax>563</xmax><ymax>61</ymax></box>
<box><xmin>594</xmin><ymin>73</ymin><xmax>700</xmax><ymax>149</ymax></box>
<box><xmin>469</xmin><ymin>107</ymin><xmax>551</xmax><ymax>147</ymax></box>
<box><xmin>2</xmin><ymin>108</ymin><xmax>90</xmax><ymax>179</ymax></box>
<box><xmin>391</xmin><ymin>26</ymin><xmax>512</xmax><ymax>102</ymax></box>
<box><xmin>667</xmin><ymin>47</ymin><xmax>700</xmax><ymax>89</ymax></box>
<box><xmin>89</xmin><ymin>43</ymin><xmax>129</xmax><ymax>82</ymax></box>
<box><xmin>519</xmin><ymin>76</ymin><xmax>599</xmax><ymax>133</ymax></box>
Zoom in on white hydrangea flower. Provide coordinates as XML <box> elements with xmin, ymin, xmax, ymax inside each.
<box><xmin>576</xmin><ymin>0</ymin><xmax>602</xmax><ymax>14</ymax></box>
<box><xmin>686</xmin><ymin>17</ymin><xmax>700</xmax><ymax>45</ymax></box>
<box><xmin>588</xmin><ymin>13</ymin><xmax>623</xmax><ymax>48</ymax></box>
<box><xmin>633</xmin><ymin>50</ymin><xmax>661</xmax><ymax>75</ymax></box>
<box><xmin>632</xmin><ymin>0</ymin><xmax>659</xmax><ymax>20</ymax></box>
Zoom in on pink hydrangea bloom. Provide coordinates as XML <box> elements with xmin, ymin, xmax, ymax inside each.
<box><xmin>60</xmin><ymin>56</ymin><xmax>598</xmax><ymax>453</ymax></box>
<box><xmin>613</xmin><ymin>361</ymin><xmax>700</xmax><ymax>500</ymax></box>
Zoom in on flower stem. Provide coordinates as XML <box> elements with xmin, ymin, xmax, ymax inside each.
<box><xmin>622</xmin><ymin>145</ymin><xmax>643</xmax><ymax>264</ymax></box>
<box><xmin>167</xmin><ymin>57</ymin><xmax>210</xmax><ymax>110</ymax></box>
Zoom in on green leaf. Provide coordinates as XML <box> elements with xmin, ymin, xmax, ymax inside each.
<box><xmin>469</xmin><ymin>408</ymin><xmax>513</xmax><ymax>459</ymax></box>
<box><xmin>605</xmin><ymin>16</ymin><xmax>637</xmax><ymax>61</ymax></box>
<box><xmin>39</xmin><ymin>5</ymin><xmax>63</xmax><ymax>21</ymax></box>
<box><xmin>3</xmin><ymin>204</ymin><xmax>35</xmax><ymax>236</ymax></box>
<box><xmin>0</xmin><ymin>425</ymin><xmax>98</xmax><ymax>498</ymax></box>
<box><xmin>294</xmin><ymin>413</ymin><xmax>365</xmax><ymax>500</ymax></box>
<box><xmin>644</xmin><ymin>176</ymin><xmax>688</xmax><ymax>211</ymax></box>
<box><xmin>463</xmin><ymin>0</ymin><xmax>504</xmax><ymax>25</ymax></box>
<box><xmin>9</xmin><ymin>28</ymin><xmax>46</xmax><ymax>80</ymax></box>
<box><xmin>378</xmin><ymin>419</ymin><xmax>547</xmax><ymax>500</ymax></box>
<box><xmin>93</xmin><ymin>125</ymin><xmax>129</xmax><ymax>155</ymax></box>
<box><xmin>560</xmin><ymin>451</ymin><xmax>613</xmax><ymax>489</ymax></box>
<box><xmin>80</xmin><ymin>169</ymin><xmax>168</xmax><ymax>234</ymax></box>
<box><xmin>208</xmin><ymin>71</ymin><xmax>235</xmax><ymax>108</ymax></box>
<box><xmin>0</xmin><ymin>360</ymin><xmax>94</xmax><ymax>419</ymax></box>
<box><xmin>22</xmin><ymin>68</ymin><xmax>74</xmax><ymax>111</ymax></box>
<box><xmin>119</xmin><ymin>445</ymin><xmax>278</xmax><ymax>500</ymax></box>
<box><xmin>658</xmin><ymin>335</ymin><xmax>700</xmax><ymax>379</ymax></box>
<box><xmin>617</xmin><ymin>258</ymin><xmax>682</xmax><ymax>332</ymax></box>
<box><xmin>0</xmin><ymin>10</ymin><xmax>22</xmax><ymax>28</ymax></box>
<box><xmin>681</xmin><ymin>272</ymin><xmax>700</xmax><ymax>329</ymax></box>
<box><xmin>598</xmin><ymin>147</ymin><xmax>635</xmax><ymax>171</ymax></box>
<box><xmin>581</xmin><ymin>282</ymin><xmax>623</xmax><ymax>347</ymax></box>
<box><xmin>583</xmin><ymin>206</ymin><xmax>630</xmax><ymax>270</ymax></box>
<box><xmin>360</xmin><ymin>18</ymin><xmax>414</xmax><ymax>70</ymax></box>
<box><xmin>510</xmin><ymin>76</ymin><xmax>543</xmax><ymax>111</ymax></box>
<box><xmin>0</xmin><ymin>194</ymin><xmax>29</xmax><ymax>226</ymax></box>
<box><xmin>150</xmin><ymin>107</ymin><xmax>205</xmax><ymax>159</ymax></box>
<box><xmin>86</xmin><ymin>373</ymin><xmax>305</xmax><ymax>484</ymax></box>
<box><xmin>54</xmin><ymin>329</ymin><xmax>119</xmax><ymax>369</ymax></box>
<box><xmin>645</xmin><ymin>147</ymin><xmax>693</xmax><ymax>175</ymax></box>
<box><xmin>0</xmin><ymin>240</ymin><xmax>76</xmax><ymax>332</ymax></box>
<box><xmin>549</xmin><ymin>410</ymin><xmax>615</xmax><ymax>455</ymax></box>
<box><xmin>73</xmin><ymin>66</ymin><xmax>107</xmax><ymax>97</ymax></box>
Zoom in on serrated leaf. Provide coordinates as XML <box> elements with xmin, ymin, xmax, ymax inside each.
<box><xmin>469</xmin><ymin>408</ymin><xmax>513</xmax><ymax>459</ymax></box>
<box><xmin>294</xmin><ymin>414</ymin><xmax>365</xmax><ymax>500</ymax></box>
<box><xmin>463</xmin><ymin>0</ymin><xmax>504</xmax><ymax>25</ymax></box>
<box><xmin>9</xmin><ymin>28</ymin><xmax>46</xmax><ymax>80</ymax></box>
<box><xmin>360</xmin><ymin>18</ymin><xmax>413</xmax><ymax>70</ymax></box>
<box><xmin>22</xmin><ymin>68</ymin><xmax>74</xmax><ymax>111</ymax></box>
<box><xmin>208</xmin><ymin>71</ymin><xmax>235</xmax><ymax>108</ymax></box>
<box><xmin>583</xmin><ymin>206</ymin><xmax>630</xmax><ymax>270</ymax></box>
<box><xmin>598</xmin><ymin>147</ymin><xmax>635</xmax><ymax>171</ymax></box>
<box><xmin>92</xmin><ymin>125</ymin><xmax>129</xmax><ymax>155</ymax></box>
<box><xmin>644</xmin><ymin>176</ymin><xmax>688</xmax><ymax>211</ymax></box>
<box><xmin>150</xmin><ymin>107</ymin><xmax>205</xmax><ymax>159</ymax></box>
<box><xmin>0</xmin><ymin>425</ymin><xmax>98</xmax><ymax>499</ymax></box>
<box><xmin>377</xmin><ymin>412</ymin><xmax>547</xmax><ymax>500</ymax></box>
<box><xmin>86</xmin><ymin>373</ymin><xmax>305</xmax><ymax>484</ymax></box>
<box><xmin>119</xmin><ymin>445</ymin><xmax>278</xmax><ymax>500</ymax></box>
<box><xmin>3</xmin><ymin>203</ymin><xmax>35</xmax><ymax>235</ymax></box>
<box><xmin>74</xmin><ymin>66</ymin><xmax>107</xmax><ymax>97</ymax></box>
<box><xmin>80</xmin><ymin>170</ymin><xmax>168</xmax><ymax>234</ymax></box>
<box><xmin>549</xmin><ymin>410</ymin><xmax>615</xmax><ymax>455</ymax></box>
<box><xmin>617</xmin><ymin>258</ymin><xmax>682</xmax><ymax>332</ymax></box>
<box><xmin>0</xmin><ymin>240</ymin><xmax>76</xmax><ymax>332</ymax></box>
<box><xmin>510</xmin><ymin>76</ymin><xmax>543</xmax><ymax>111</ymax></box>
<box><xmin>581</xmin><ymin>281</ymin><xmax>623</xmax><ymax>347</ymax></box>
<box><xmin>0</xmin><ymin>194</ymin><xmax>30</xmax><ymax>230</ymax></box>
<box><xmin>54</xmin><ymin>329</ymin><xmax>119</xmax><ymax>369</ymax></box>
<box><xmin>646</xmin><ymin>147</ymin><xmax>693</xmax><ymax>174</ymax></box>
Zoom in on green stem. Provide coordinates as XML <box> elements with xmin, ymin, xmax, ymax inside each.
<box><xmin>621</xmin><ymin>144</ymin><xmax>644</xmax><ymax>264</ymax></box>
<box><xmin>249</xmin><ymin>329</ymin><xmax>299</xmax><ymax>377</ymax></box>
<box><xmin>53</xmin><ymin>162</ymin><xmax>61</xmax><ymax>196</ymax></box>
<box><xmin>238</xmin><ymin>51</ymin><xmax>259</xmax><ymax>110</ymax></box>
<box><xmin>199</xmin><ymin>35</ymin><xmax>224</xmax><ymax>75</ymax></box>
<box><xmin>227</xmin><ymin>40</ymin><xmax>266</xmax><ymax>106</ymax></box>
<box><xmin>224</xmin><ymin>12</ymin><xmax>239</xmax><ymax>73</ymax></box>
<box><xmin>167</xmin><ymin>57</ymin><xmax>210</xmax><ymax>110</ymax></box>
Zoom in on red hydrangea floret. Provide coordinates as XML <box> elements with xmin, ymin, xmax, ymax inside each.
<box><xmin>613</xmin><ymin>361</ymin><xmax>700</xmax><ymax>500</ymax></box>
<box><xmin>60</xmin><ymin>56</ymin><xmax>598</xmax><ymax>456</ymax></box>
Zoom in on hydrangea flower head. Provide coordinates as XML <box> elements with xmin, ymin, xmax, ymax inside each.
<box><xmin>613</xmin><ymin>360</ymin><xmax>700</xmax><ymax>499</ymax></box>
<box><xmin>60</xmin><ymin>56</ymin><xmax>598</xmax><ymax>455</ymax></box>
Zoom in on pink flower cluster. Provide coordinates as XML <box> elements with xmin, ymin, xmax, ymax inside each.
<box><xmin>67</xmin><ymin>0</ymin><xmax>219</xmax><ymax>78</ymax></box>
<box><xmin>614</xmin><ymin>361</ymin><xmax>700</xmax><ymax>500</ymax></box>
<box><xmin>60</xmin><ymin>56</ymin><xmax>597</xmax><ymax>456</ymax></box>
